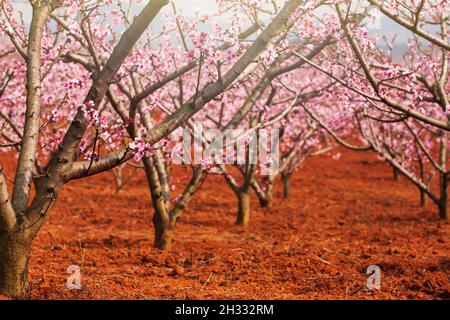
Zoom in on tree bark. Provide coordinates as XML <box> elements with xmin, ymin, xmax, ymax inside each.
<box><xmin>282</xmin><ymin>174</ymin><xmax>290</xmax><ymax>198</ymax></box>
<box><xmin>143</xmin><ymin>157</ymin><xmax>173</xmax><ymax>250</ymax></box>
<box><xmin>438</xmin><ymin>202</ymin><xmax>448</xmax><ymax>220</ymax></box>
<box><xmin>439</xmin><ymin>174</ymin><xmax>448</xmax><ymax>220</ymax></box>
<box><xmin>0</xmin><ymin>230</ymin><xmax>31</xmax><ymax>299</ymax></box>
<box><xmin>262</xmin><ymin>178</ymin><xmax>275</xmax><ymax>208</ymax></box>
<box><xmin>236</xmin><ymin>191</ymin><xmax>251</xmax><ymax>227</ymax></box>
<box><xmin>420</xmin><ymin>189</ymin><xmax>426</xmax><ymax>207</ymax></box>
<box><xmin>153</xmin><ymin>213</ymin><xmax>173</xmax><ymax>251</ymax></box>
<box><xmin>12</xmin><ymin>3</ymin><xmax>50</xmax><ymax>214</ymax></box>
<box><xmin>259</xmin><ymin>197</ymin><xmax>270</xmax><ymax>208</ymax></box>
<box><xmin>438</xmin><ymin>139</ymin><xmax>448</xmax><ymax>220</ymax></box>
<box><xmin>393</xmin><ymin>167</ymin><xmax>399</xmax><ymax>181</ymax></box>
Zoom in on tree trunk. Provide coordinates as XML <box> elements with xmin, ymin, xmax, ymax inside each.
<box><xmin>153</xmin><ymin>213</ymin><xmax>173</xmax><ymax>251</ymax></box>
<box><xmin>439</xmin><ymin>175</ymin><xmax>448</xmax><ymax>220</ymax></box>
<box><xmin>438</xmin><ymin>140</ymin><xmax>447</xmax><ymax>220</ymax></box>
<box><xmin>0</xmin><ymin>231</ymin><xmax>31</xmax><ymax>299</ymax></box>
<box><xmin>282</xmin><ymin>174</ymin><xmax>290</xmax><ymax>199</ymax></box>
<box><xmin>113</xmin><ymin>168</ymin><xmax>123</xmax><ymax>195</ymax></box>
<box><xmin>438</xmin><ymin>202</ymin><xmax>448</xmax><ymax>220</ymax></box>
<box><xmin>261</xmin><ymin>179</ymin><xmax>274</xmax><ymax>208</ymax></box>
<box><xmin>420</xmin><ymin>190</ymin><xmax>426</xmax><ymax>207</ymax></box>
<box><xmin>259</xmin><ymin>197</ymin><xmax>270</xmax><ymax>208</ymax></box>
<box><xmin>392</xmin><ymin>167</ymin><xmax>399</xmax><ymax>181</ymax></box>
<box><xmin>236</xmin><ymin>191</ymin><xmax>250</xmax><ymax>227</ymax></box>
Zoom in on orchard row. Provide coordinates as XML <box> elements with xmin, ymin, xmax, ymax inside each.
<box><xmin>0</xmin><ymin>0</ymin><xmax>448</xmax><ymax>298</ymax></box>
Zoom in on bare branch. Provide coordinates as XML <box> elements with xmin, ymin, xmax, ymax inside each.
<box><xmin>12</xmin><ymin>3</ymin><xmax>51</xmax><ymax>214</ymax></box>
<box><xmin>368</xmin><ymin>0</ymin><xmax>450</xmax><ymax>51</ymax></box>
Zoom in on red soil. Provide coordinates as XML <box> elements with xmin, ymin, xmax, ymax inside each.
<box><xmin>0</xmin><ymin>149</ymin><xmax>448</xmax><ymax>300</ymax></box>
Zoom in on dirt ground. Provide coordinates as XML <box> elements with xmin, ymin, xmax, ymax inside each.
<box><xmin>0</xmin><ymin>148</ymin><xmax>448</xmax><ymax>300</ymax></box>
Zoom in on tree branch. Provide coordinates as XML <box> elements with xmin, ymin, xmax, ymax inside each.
<box><xmin>0</xmin><ymin>166</ymin><xmax>16</xmax><ymax>232</ymax></box>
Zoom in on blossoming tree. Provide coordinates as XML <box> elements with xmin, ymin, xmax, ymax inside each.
<box><xmin>0</xmin><ymin>0</ymin><xmax>305</xmax><ymax>297</ymax></box>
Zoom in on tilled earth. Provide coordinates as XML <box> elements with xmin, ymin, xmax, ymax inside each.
<box><xmin>0</xmin><ymin>149</ymin><xmax>448</xmax><ymax>299</ymax></box>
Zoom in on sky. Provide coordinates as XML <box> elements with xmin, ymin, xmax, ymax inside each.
<box><xmin>172</xmin><ymin>0</ymin><xmax>218</xmax><ymax>15</ymax></box>
<box><xmin>9</xmin><ymin>0</ymin><xmax>219</xmax><ymax>17</ymax></box>
<box><xmin>7</xmin><ymin>0</ymin><xmax>416</xmax><ymax>48</ymax></box>
<box><xmin>5</xmin><ymin>1</ymin><xmax>436</xmax><ymax>63</ymax></box>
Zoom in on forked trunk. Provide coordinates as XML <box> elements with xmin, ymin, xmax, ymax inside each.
<box><xmin>0</xmin><ymin>231</ymin><xmax>31</xmax><ymax>299</ymax></box>
<box><xmin>236</xmin><ymin>191</ymin><xmax>250</xmax><ymax>227</ymax></box>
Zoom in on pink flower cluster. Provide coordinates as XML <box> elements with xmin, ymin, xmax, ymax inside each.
<box><xmin>129</xmin><ymin>138</ymin><xmax>156</xmax><ymax>161</ymax></box>
<box><xmin>81</xmin><ymin>101</ymin><xmax>108</xmax><ymax>130</ymax></box>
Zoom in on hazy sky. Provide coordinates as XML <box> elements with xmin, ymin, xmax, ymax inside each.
<box><xmin>9</xmin><ymin>0</ymin><xmax>412</xmax><ymax>46</ymax></box>
<box><xmin>10</xmin><ymin>0</ymin><xmax>219</xmax><ymax>17</ymax></box>
<box><xmin>172</xmin><ymin>0</ymin><xmax>218</xmax><ymax>14</ymax></box>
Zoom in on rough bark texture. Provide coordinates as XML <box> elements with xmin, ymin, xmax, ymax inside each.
<box><xmin>236</xmin><ymin>191</ymin><xmax>250</xmax><ymax>227</ymax></box>
<box><xmin>0</xmin><ymin>230</ymin><xmax>31</xmax><ymax>298</ymax></box>
<box><xmin>153</xmin><ymin>213</ymin><xmax>173</xmax><ymax>251</ymax></box>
